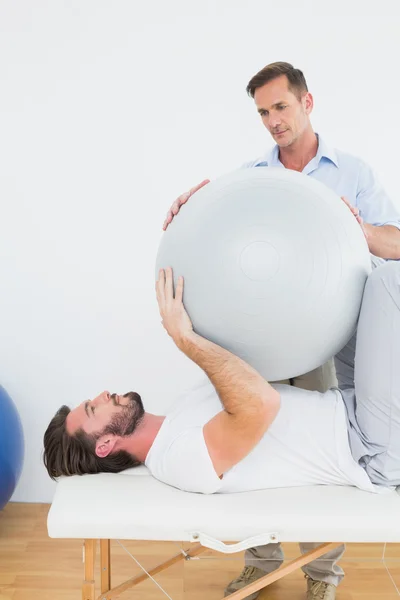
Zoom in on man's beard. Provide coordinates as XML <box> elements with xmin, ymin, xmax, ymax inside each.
<box><xmin>97</xmin><ymin>392</ymin><xmax>144</xmax><ymax>439</ymax></box>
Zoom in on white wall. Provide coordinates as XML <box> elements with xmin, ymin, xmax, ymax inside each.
<box><xmin>0</xmin><ymin>0</ymin><xmax>399</xmax><ymax>503</ymax></box>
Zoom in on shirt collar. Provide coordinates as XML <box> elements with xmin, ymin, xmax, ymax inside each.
<box><xmin>254</xmin><ymin>134</ymin><xmax>339</xmax><ymax>169</ymax></box>
<box><xmin>315</xmin><ymin>135</ymin><xmax>338</xmax><ymax>168</ymax></box>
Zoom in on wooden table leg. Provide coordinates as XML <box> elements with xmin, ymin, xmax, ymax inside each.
<box><xmin>82</xmin><ymin>539</ymin><xmax>97</xmax><ymax>600</ymax></box>
<box><xmin>100</xmin><ymin>540</ymin><xmax>111</xmax><ymax>594</ymax></box>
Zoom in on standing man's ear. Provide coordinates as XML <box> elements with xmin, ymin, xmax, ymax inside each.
<box><xmin>95</xmin><ymin>436</ymin><xmax>118</xmax><ymax>458</ymax></box>
<box><xmin>303</xmin><ymin>92</ymin><xmax>314</xmax><ymax>115</ymax></box>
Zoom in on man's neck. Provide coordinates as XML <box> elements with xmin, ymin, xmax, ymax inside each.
<box><xmin>278</xmin><ymin>128</ymin><xmax>318</xmax><ymax>172</ymax></box>
<box><xmin>119</xmin><ymin>413</ymin><xmax>165</xmax><ymax>463</ymax></box>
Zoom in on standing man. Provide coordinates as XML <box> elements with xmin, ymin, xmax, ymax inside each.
<box><xmin>162</xmin><ymin>62</ymin><xmax>400</xmax><ymax>600</ymax></box>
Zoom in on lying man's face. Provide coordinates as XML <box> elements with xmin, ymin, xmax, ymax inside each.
<box><xmin>66</xmin><ymin>391</ymin><xmax>144</xmax><ymax>443</ymax></box>
<box><xmin>43</xmin><ymin>390</ymin><xmax>145</xmax><ymax>479</ymax></box>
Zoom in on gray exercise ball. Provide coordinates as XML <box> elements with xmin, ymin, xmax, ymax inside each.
<box><xmin>156</xmin><ymin>167</ymin><xmax>371</xmax><ymax>381</ymax></box>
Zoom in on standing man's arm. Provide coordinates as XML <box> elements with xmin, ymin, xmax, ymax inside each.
<box><xmin>156</xmin><ymin>267</ymin><xmax>280</xmax><ymax>477</ymax></box>
<box><xmin>355</xmin><ymin>161</ymin><xmax>400</xmax><ymax>259</ymax></box>
<box><xmin>363</xmin><ymin>224</ymin><xmax>400</xmax><ymax>259</ymax></box>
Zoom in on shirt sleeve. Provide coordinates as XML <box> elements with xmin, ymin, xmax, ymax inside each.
<box><xmin>151</xmin><ymin>427</ymin><xmax>223</xmax><ymax>494</ymax></box>
<box><xmin>356</xmin><ymin>161</ymin><xmax>400</xmax><ymax>229</ymax></box>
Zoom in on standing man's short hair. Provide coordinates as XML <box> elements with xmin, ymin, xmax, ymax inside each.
<box><xmin>246</xmin><ymin>62</ymin><xmax>308</xmax><ymax>100</ymax></box>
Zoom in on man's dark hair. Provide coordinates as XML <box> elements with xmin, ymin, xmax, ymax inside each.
<box><xmin>246</xmin><ymin>61</ymin><xmax>308</xmax><ymax>100</ymax></box>
<box><xmin>43</xmin><ymin>405</ymin><xmax>140</xmax><ymax>480</ymax></box>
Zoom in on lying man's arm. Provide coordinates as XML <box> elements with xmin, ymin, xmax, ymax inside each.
<box><xmin>179</xmin><ymin>332</ymin><xmax>281</xmax><ymax>476</ymax></box>
<box><xmin>156</xmin><ymin>267</ymin><xmax>280</xmax><ymax>477</ymax></box>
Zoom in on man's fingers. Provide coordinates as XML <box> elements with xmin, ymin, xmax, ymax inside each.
<box><xmin>175</xmin><ymin>276</ymin><xmax>184</xmax><ymax>303</ymax></box>
<box><xmin>162</xmin><ymin>214</ymin><xmax>172</xmax><ymax>230</ymax></box>
<box><xmin>174</xmin><ymin>193</ymin><xmax>190</xmax><ymax>212</ymax></box>
<box><xmin>190</xmin><ymin>179</ymin><xmax>210</xmax><ymax>195</ymax></box>
<box><xmin>156</xmin><ymin>269</ymin><xmax>166</xmax><ymax>307</ymax></box>
<box><xmin>179</xmin><ymin>179</ymin><xmax>209</xmax><ymax>208</ymax></box>
<box><xmin>341</xmin><ymin>196</ymin><xmax>355</xmax><ymax>212</ymax></box>
<box><xmin>341</xmin><ymin>196</ymin><xmax>362</xmax><ymax>222</ymax></box>
<box><xmin>163</xmin><ymin>179</ymin><xmax>209</xmax><ymax>230</ymax></box>
<box><xmin>165</xmin><ymin>266</ymin><xmax>174</xmax><ymax>300</ymax></box>
<box><xmin>165</xmin><ymin>180</ymin><xmax>209</xmax><ymax>229</ymax></box>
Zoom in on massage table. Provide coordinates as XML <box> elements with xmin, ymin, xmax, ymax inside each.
<box><xmin>47</xmin><ymin>466</ymin><xmax>400</xmax><ymax>600</ymax></box>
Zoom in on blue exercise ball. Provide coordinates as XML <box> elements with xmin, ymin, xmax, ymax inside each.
<box><xmin>0</xmin><ymin>386</ymin><xmax>24</xmax><ymax>509</ymax></box>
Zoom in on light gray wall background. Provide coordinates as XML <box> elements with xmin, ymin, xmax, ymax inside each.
<box><xmin>0</xmin><ymin>0</ymin><xmax>399</xmax><ymax>502</ymax></box>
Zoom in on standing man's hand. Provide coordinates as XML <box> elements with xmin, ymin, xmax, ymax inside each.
<box><xmin>156</xmin><ymin>267</ymin><xmax>194</xmax><ymax>347</ymax></box>
<box><xmin>341</xmin><ymin>196</ymin><xmax>369</xmax><ymax>240</ymax></box>
<box><xmin>162</xmin><ymin>179</ymin><xmax>210</xmax><ymax>230</ymax></box>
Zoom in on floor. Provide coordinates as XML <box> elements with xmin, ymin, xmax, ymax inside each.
<box><xmin>1</xmin><ymin>503</ymin><xmax>400</xmax><ymax>599</ymax></box>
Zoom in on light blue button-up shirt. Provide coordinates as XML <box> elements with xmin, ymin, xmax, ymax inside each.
<box><xmin>243</xmin><ymin>135</ymin><xmax>400</xmax><ymax>229</ymax></box>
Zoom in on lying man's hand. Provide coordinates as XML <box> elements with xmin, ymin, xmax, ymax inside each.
<box><xmin>162</xmin><ymin>179</ymin><xmax>210</xmax><ymax>231</ymax></box>
<box><xmin>156</xmin><ymin>267</ymin><xmax>194</xmax><ymax>347</ymax></box>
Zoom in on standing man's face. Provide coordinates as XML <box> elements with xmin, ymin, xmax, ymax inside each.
<box><xmin>254</xmin><ymin>75</ymin><xmax>313</xmax><ymax>148</ymax></box>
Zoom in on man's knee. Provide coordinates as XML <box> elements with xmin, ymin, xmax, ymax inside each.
<box><xmin>367</xmin><ymin>260</ymin><xmax>400</xmax><ymax>301</ymax></box>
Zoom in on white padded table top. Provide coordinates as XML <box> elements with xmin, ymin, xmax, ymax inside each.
<box><xmin>47</xmin><ymin>468</ymin><xmax>400</xmax><ymax>543</ymax></box>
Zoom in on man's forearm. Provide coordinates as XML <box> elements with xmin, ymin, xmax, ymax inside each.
<box><xmin>176</xmin><ymin>332</ymin><xmax>277</xmax><ymax>416</ymax></box>
<box><xmin>365</xmin><ymin>224</ymin><xmax>400</xmax><ymax>259</ymax></box>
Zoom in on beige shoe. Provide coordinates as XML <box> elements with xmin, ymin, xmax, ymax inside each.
<box><xmin>305</xmin><ymin>575</ymin><xmax>337</xmax><ymax>599</ymax></box>
<box><xmin>224</xmin><ymin>566</ymin><xmax>266</xmax><ymax>599</ymax></box>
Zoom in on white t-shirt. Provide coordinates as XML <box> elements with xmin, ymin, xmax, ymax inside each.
<box><xmin>145</xmin><ymin>380</ymin><xmax>384</xmax><ymax>495</ymax></box>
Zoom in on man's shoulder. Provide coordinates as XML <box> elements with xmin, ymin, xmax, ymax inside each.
<box><xmin>241</xmin><ymin>156</ymin><xmax>269</xmax><ymax>169</ymax></box>
<box><xmin>332</xmin><ymin>146</ymin><xmax>370</xmax><ymax>172</ymax></box>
